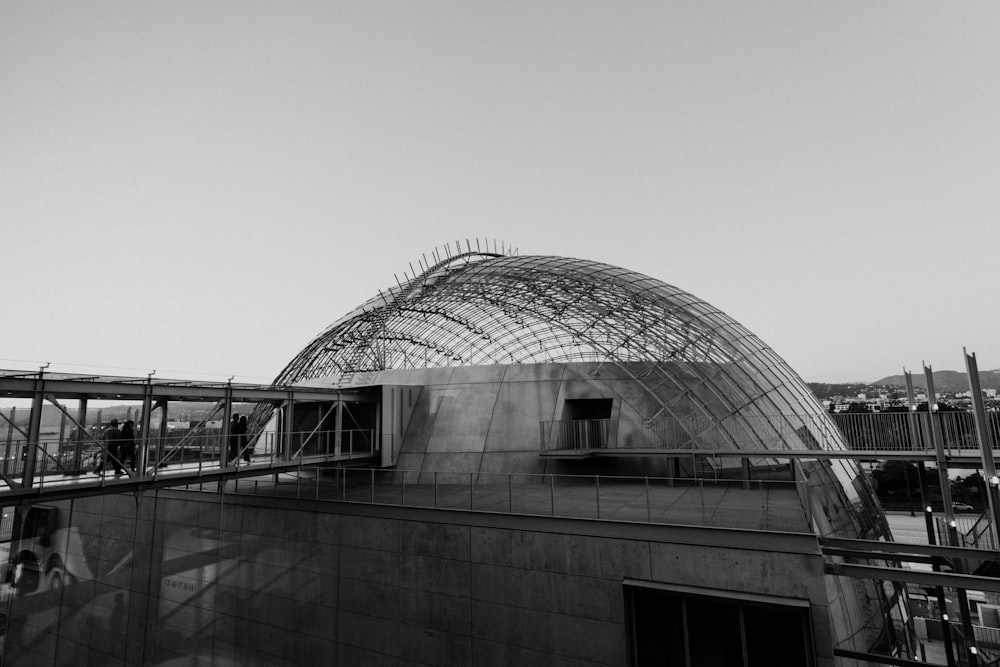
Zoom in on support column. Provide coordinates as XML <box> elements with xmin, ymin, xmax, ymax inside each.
<box><xmin>926</xmin><ymin>364</ymin><xmax>978</xmax><ymax>667</ymax></box>
<box><xmin>221</xmin><ymin>382</ymin><xmax>233</xmax><ymax>467</ymax></box>
<box><xmin>925</xmin><ymin>366</ymin><xmax>956</xmax><ymax>523</ymax></box>
<box><xmin>283</xmin><ymin>391</ymin><xmax>294</xmax><ymax>461</ymax></box>
<box><xmin>22</xmin><ymin>368</ymin><xmax>45</xmax><ymax>489</ymax></box>
<box><xmin>908</xmin><ymin>369</ymin><xmax>957</xmax><ymax>667</ymax></box>
<box><xmin>4</xmin><ymin>407</ymin><xmax>15</xmax><ymax>476</ymax></box>
<box><xmin>964</xmin><ymin>349</ymin><xmax>1000</xmax><ymax>555</ymax></box>
<box><xmin>74</xmin><ymin>398</ymin><xmax>88</xmax><ymax>472</ymax></box>
<box><xmin>156</xmin><ymin>400</ymin><xmax>169</xmax><ymax>467</ymax></box>
<box><xmin>139</xmin><ymin>376</ymin><xmax>154</xmax><ymax>475</ymax></box>
<box><xmin>334</xmin><ymin>400</ymin><xmax>343</xmax><ymax>457</ymax></box>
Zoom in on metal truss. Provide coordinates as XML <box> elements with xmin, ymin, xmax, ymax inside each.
<box><xmin>275</xmin><ymin>249</ymin><xmax>842</xmax><ymax>447</ymax></box>
<box><xmin>273</xmin><ymin>245</ymin><xmax>892</xmax><ymax>543</ymax></box>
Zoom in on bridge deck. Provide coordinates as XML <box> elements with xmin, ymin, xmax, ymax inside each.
<box><xmin>0</xmin><ymin>450</ymin><xmax>377</xmax><ymax>503</ymax></box>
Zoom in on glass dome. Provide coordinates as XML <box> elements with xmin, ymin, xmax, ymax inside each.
<box><xmin>276</xmin><ymin>249</ymin><xmax>888</xmax><ymax>539</ymax></box>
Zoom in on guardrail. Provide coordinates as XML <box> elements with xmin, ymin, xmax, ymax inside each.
<box><xmin>538</xmin><ymin>411</ymin><xmax>1000</xmax><ymax>454</ymax></box>
<box><xmin>0</xmin><ymin>429</ymin><xmax>379</xmax><ymax>493</ymax></box>
<box><xmin>215</xmin><ymin>468</ymin><xmax>811</xmax><ymax>533</ymax></box>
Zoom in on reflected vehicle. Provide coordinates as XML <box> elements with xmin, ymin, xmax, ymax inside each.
<box><xmin>952</xmin><ymin>502</ymin><xmax>975</xmax><ymax>513</ymax></box>
<box><xmin>2</xmin><ymin>505</ymin><xmax>93</xmax><ymax>595</ymax></box>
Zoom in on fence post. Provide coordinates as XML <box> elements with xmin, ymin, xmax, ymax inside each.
<box><xmin>645</xmin><ymin>476</ymin><xmax>650</xmax><ymax>522</ymax></box>
<box><xmin>434</xmin><ymin>471</ymin><xmax>438</xmax><ymax>508</ymax></box>
<box><xmin>550</xmin><ymin>474</ymin><xmax>555</xmax><ymax>516</ymax></box>
<box><xmin>595</xmin><ymin>475</ymin><xmax>601</xmax><ymax>519</ymax></box>
<box><xmin>699</xmin><ymin>479</ymin><xmax>705</xmax><ymax>524</ymax></box>
<box><xmin>508</xmin><ymin>474</ymin><xmax>512</xmax><ymax>513</ymax></box>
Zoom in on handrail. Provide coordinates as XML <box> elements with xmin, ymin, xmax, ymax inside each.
<box><xmin>216</xmin><ymin>467</ymin><xmax>812</xmax><ymax>534</ymax></box>
<box><xmin>537</xmin><ymin>411</ymin><xmax>1000</xmax><ymax>454</ymax></box>
<box><xmin>966</xmin><ymin>507</ymin><xmax>995</xmax><ymax>551</ymax></box>
<box><xmin>0</xmin><ymin>428</ymin><xmax>381</xmax><ymax>499</ymax></box>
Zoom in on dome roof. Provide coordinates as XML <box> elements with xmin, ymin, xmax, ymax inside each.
<box><xmin>276</xmin><ymin>248</ymin><xmax>888</xmax><ymax>540</ymax></box>
<box><xmin>277</xmin><ymin>250</ymin><xmax>831</xmax><ymax>443</ymax></box>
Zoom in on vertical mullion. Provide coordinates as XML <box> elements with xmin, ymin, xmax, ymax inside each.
<box><xmin>739</xmin><ymin>603</ymin><xmax>749</xmax><ymax>667</ymax></box>
<box><xmin>682</xmin><ymin>598</ymin><xmax>692</xmax><ymax>667</ymax></box>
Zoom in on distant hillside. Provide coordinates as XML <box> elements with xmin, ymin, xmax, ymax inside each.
<box><xmin>872</xmin><ymin>369</ymin><xmax>1000</xmax><ymax>393</ymax></box>
<box><xmin>0</xmin><ymin>402</ymin><xmax>248</xmax><ymax>430</ymax></box>
<box><xmin>807</xmin><ymin>382</ymin><xmax>891</xmax><ymax>401</ymax></box>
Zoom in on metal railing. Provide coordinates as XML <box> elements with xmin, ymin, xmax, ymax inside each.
<box><xmin>538</xmin><ymin>411</ymin><xmax>1000</xmax><ymax>454</ymax></box>
<box><xmin>933</xmin><ymin>512</ymin><xmax>998</xmax><ymax>552</ymax></box>
<box><xmin>0</xmin><ymin>428</ymin><xmax>379</xmax><ymax>494</ymax></box>
<box><xmin>214</xmin><ymin>467</ymin><xmax>811</xmax><ymax>533</ymax></box>
<box><xmin>833</xmin><ymin>411</ymin><xmax>1000</xmax><ymax>454</ymax></box>
<box><xmin>539</xmin><ymin>419</ymin><xmax>618</xmax><ymax>451</ymax></box>
<box><xmin>964</xmin><ymin>509</ymin><xmax>996</xmax><ymax>551</ymax></box>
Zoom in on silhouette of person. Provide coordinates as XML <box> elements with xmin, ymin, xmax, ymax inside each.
<box><xmin>239</xmin><ymin>415</ymin><xmax>250</xmax><ymax>463</ymax></box>
<box><xmin>98</xmin><ymin>419</ymin><xmax>122</xmax><ymax>475</ymax></box>
<box><xmin>119</xmin><ymin>420</ymin><xmax>137</xmax><ymax>472</ymax></box>
<box><xmin>229</xmin><ymin>414</ymin><xmax>241</xmax><ymax>464</ymax></box>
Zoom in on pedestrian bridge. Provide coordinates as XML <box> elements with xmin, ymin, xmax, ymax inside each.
<box><xmin>0</xmin><ymin>369</ymin><xmax>394</xmax><ymax>503</ymax></box>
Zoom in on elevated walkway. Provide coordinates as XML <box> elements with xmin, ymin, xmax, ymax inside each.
<box><xmin>0</xmin><ymin>445</ymin><xmax>378</xmax><ymax>504</ymax></box>
<box><xmin>0</xmin><ymin>369</ymin><xmax>388</xmax><ymax>504</ymax></box>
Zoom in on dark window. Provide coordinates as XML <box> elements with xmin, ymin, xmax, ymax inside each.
<box><xmin>560</xmin><ymin>399</ymin><xmax>614</xmax><ymax>449</ymax></box>
<box><xmin>562</xmin><ymin>398</ymin><xmax>613</xmax><ymax>421</ymax></box>
<box><xmin>627</xmin><ymin>584</ymin><xmax>813</xmax><ymax>667</ymax></box>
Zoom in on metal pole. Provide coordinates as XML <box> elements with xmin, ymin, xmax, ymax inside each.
<box><xmin>924</xmin><ymin>366</ymin><xmax>957</xmax><ymax>521</ymax></box>
<box><xmin>221</xmin><ymin>382</ymin><xmax>233</xmax><ymax>469</ymax></box>
<box><xmin>595</xmin><ymin>475</ymin><xmax>600</xmax><ymax>519</ymax></box>
<box><xmin>334</xmin><ymin>400</ymin><xmax>343</xmax><ymax>457</ymax></box>
<box><xmin>23</xmin><ymin>366</ymin><xmax>46</xmax><ymax>489</ymax></box>
<box><xmin>284</xmin><ymin>392</ymin><xmax>295</xmax><ymax>462</ymax></box>
<box><xmin>645</xmin><ymin>476</ymin><xmax>650</xmax><ymax>522</ymax></box>
<box><xmin>74</xmin><ymin>398</ymin><xmax>87</xmax><ymax>473</ymax></box>
<box><xmin>923</xmin><ymin>363</ymin><xmax>978</xmax><ymax>660</ymax></box>
<box><xmin>156</xmin><ymin>399</ymin><xmax>169</xmax><ymax>475</ymax></box>
<box><xmin>916</xmin><ymin>460</ymin><xmax>956</xmax><ymax>667</ymax></box>
<box><xmin>550</xmin><ymin>474</ymin><xmax>555</xmax><ymax>516</ymax></box>
<box><xmin>964</xmin><ymin>349</ymin><xmax>1000</xmax><ymax>555</ymax></box>
<box><xmin>139</xmin><ymin>375</ymin><xmax>154</xmax><ymax>477</ymax></box>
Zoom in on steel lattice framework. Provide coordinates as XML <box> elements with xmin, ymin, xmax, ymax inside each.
<box><xmin>274</xmin><ymin>248</ymin><xmax>886</xmax><ymax>539</ymax></box>
<box><xmin>276</xmin><ymin>251</ymin><xmax>825</xmax><ymax>428</ymax></box>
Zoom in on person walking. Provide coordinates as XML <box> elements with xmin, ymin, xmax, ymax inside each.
<box><xmin>119</xmin><ymin>420</ymin><xmax>137</xmax><ymax>472</ymax></box>
<box><xmin>238</xmin><ymin>415</ymin><xmax>251</xmax><ymax>463</ymax></box>
<box><xmin>97</xmin><ymin>419</ymin><xmax>122</xmax><ymax>476</ymax></box>
<box><xmin>228</xmin><ymin>414</ymin><xmax>241</xmax><ymax>465</ymax></box>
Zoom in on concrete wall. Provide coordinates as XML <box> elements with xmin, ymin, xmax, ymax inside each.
<box><xmin>349</xmin><ymin>363</ymin><xmax>686</xmax><ymax>479</ymax></box>
<box><xmin>3</xmin><ymin>491</ymin><xmax>833</xmax><ymax>667</ymax></box>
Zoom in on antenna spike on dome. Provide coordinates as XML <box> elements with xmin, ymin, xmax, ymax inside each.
<box><xmin>465</xmin><ymin>239</ymin><xmax>472</xmax><ymax>253</ymax></box>
<box><xmin>454</xmin><ymin>240</ymin><xmax>461</xmax><ymax>256</ymax></box>
<box><xmin>422</xmin><ymin>252</ymin><xmax>430</xmax><ymax>268</ymax></box>
<box><xmin>475</xmin><ymin>238</ymin><xmax>481</xmax><ymax>253</ymax></box>
<box><xmin>409</xmin><ymin>261</ymin><xmax>417</xmax><ymax>277</ymax></box>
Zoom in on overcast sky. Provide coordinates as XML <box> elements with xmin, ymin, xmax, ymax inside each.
<box><xmin>2</xmin><ymin>1</ymin><xmax>998</xmax><ymax>385</ymax></box>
